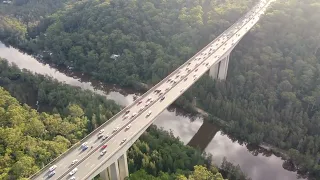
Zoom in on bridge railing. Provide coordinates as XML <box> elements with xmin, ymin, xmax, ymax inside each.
<box><xmin>29</xmin><ymin>1</ymin><xmax>269</xmax><ymax>179</ymax></box>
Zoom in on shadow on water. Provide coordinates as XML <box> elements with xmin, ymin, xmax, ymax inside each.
<box><xmin>187</xmin><ymin>120</ymin><xmax>220</xmax><ymax>151</ymax></box>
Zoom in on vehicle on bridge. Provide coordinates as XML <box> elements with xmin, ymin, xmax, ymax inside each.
<box><xmin>69</xmin><ymin>168</ymin><xmax>78</xmax><ymax>176</ymax></box>
<box><xmin>98</xmin><ymin>129</ymin><xmax>104</xmax><ymax>134</ymax></box>
<box><xmin>131</xmin><ymin>112</ymin><xmax>137</xmax><ymax>118</ymax></box>
<box><xmin>71</xmin><ymin>159</ymin><xmax>78</xmax><ymax>165</ymax></box>
<box><xmin>112</xmin><ymin>127</ymin><xmax>118</xmax><ymax>133</ymax></box>
<box><xmin>82</xmin><ymin>145</ymin><xmax>88</xmax><ymax>151</ymax></box>
<box><xmin>146</xmin><ymin>111</ymin><xmax>152</xmax><ymax>117</ymax></box>
<box><xmin>48</xmin><ymin>171</ymin><xmax>55</xmax><ymax>177</ymax></box>
<box><xmin>120</xmin><ymin>138</ymin><xmax>127</xmax><ymax>145</ymax></box>
<box><xmin>49</xmin><ymin>165</ymin><xmax>57</xmax><ymax>172</ymax></box>
<box><xmin>125</xmin><ymin>124</ymin><xmax>131</xmax><ymax>130</ymax></box>
<box><xmin>98</xmin><ymin>134</ymin><xmax>104</xmax><ymax>139</ymax></box>
<box><xmin>145</xmin><ymin>101</ymin><xmax>151</xmax><ymax>107</ymax></box>
<box><xmin>100</xmin><ymin>149</ymin><xmax>107</xmax><ymax>156</ymax></box>
<box><xmin>81</xmin><ymin>142</ymin><xmax>88</xmax><ymax>148</ymax></box>
<box><xmin>102</xmin><ymin>134</ymin><xmax>109</xmax><ymax>140</ymax></box>
<box><xmin>101</xmin><ymin>145</ymin><xmax>108</xmax><ymax>150</ymax></box>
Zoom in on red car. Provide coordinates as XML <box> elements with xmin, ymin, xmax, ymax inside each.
<box><xmin>101</xmin><ymin>145</ymin><xmax>108</xmax><ymax>150</ymax></box>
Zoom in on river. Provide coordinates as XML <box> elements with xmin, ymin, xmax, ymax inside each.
<box><xmin>0</xmin><ymin>42</ymin><xmax>305</xmax><ymax>180</ymax></box>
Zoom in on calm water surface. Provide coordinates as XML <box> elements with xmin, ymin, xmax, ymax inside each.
<box><xmin>0</xmin><ymin>42</ymin><xmax>305</xmax><ymax>180</ymax></box>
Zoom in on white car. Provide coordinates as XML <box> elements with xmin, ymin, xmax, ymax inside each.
<box><xmin>99</xmin><ymin>129</ymin><xmax>104</xmax><ymax>134</ymax></box>
<box><xmin>71</xmin><ymin>159</ymin><xmax>78</xmax><ymax>165</ymax></box>
<box><xmin>49</xmin><ymin>165</ymin><xmax>57</xmax><ymax>172</ymax></box>
<box><xmin>145</xmin><ymin>101</ymin><xmax>151</xmax><ymax>107</ymax></box>
<box><xmin>98</xmin><ymin>134</ymin><xmax>103</xmax><ymax>139</ymax></box>
<box><xmin>81</xmin><ymin>142</ymin><xmax>88</xmax><ymax>148</ymax></box>
<box><xmin>69</xmin><ymin>168</ymin><xmax>78</xmax><ymax>176</ymax></box>
<box><xmin>125</xmin><ymin>124</ymin><xmax>131</xmax><ymax>130</ymax></box>
<box><xmin>120</xmin><ymin>138</ymin><xmax>127</xmax><ymax>144</ymax></box>
<box><xmin>146</xmin><ymin>111</ymin><xmax>152</xmax><ymax>117</ymax></box>
<box><xmin>113</xmin><ymin>127</ymin><xmax>119</xmax><ymax>133</ymax></box>
<box><xmin>147</xmin><ymin>96</ymin><xmax>152</xmax><ymax>101</ymax></box>
<box><xmin>131</xmin><ymin>113</ymin><xmax>137</xmax><ymax>118</ymax></box>
<box><xmin>123</xmin><ymin>114</ymin><xmax>129</xmax><ymax>120</ymax></box>
<box><xmin>100</xmin><ymin>149</ymin><xmax>107</xmax><ymax>156</ymax></box>
<box><xmin>69</xmin><ymin>177</ymin><xmax>76</xmax><ymax>180</ymax></box>
<box><xmin>102</xmin><ymin>134</ymin><xmax>109</xmax><ymax>140</ymax></box>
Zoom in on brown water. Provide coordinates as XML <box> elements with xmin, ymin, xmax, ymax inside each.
<box><xmin>0</xmin><ymin>42</ymin><xmax>306</xmax><ymax>180</ymax></box>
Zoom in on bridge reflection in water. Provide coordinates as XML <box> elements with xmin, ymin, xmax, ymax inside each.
<box><xmin>188</xmin><ymin>120</ymin><xmax>220</xmax><ymax>151</ymax></box>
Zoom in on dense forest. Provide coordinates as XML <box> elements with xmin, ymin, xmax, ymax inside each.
<box><xmin>0</xmin><ymin>86</ymin><xmax>89</xmax><ymax>179</ymax></box>
<box><xmin>2</xmin><ymin>0</ymin><xmax>320</xmax><ymax>179</ymax></box>
<box><xmin>0</xmin><ymin>59</ymin><xmax>250</xmax><ymax>179</ymax></box>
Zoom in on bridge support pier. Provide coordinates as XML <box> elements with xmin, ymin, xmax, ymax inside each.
<box><xmin>100</xmin><ymin>168</ymin><xmax>110</xmax><ymax>180</ymax></box>
<box><xmin>100</xmin><ymin>153</ymin><xmax>128</xmax><ymax>180</ymax></box>
<box><xmin>209</xmin><ymin>54</ymin><xmax>230</xmax><ymax>80</ymax></box>
<box><xmin>100</xmin><ymin>162</ymin><xmax>119</xmax><ymax>180</ymax></box>
<box><xmin>109</xmin><ymin>162</ymin><xmax>120</xmax><ymax>180</ymax></box>
<box><xmin>217</xmin><ymin>54</ymin><xmax>230</xmax><ymax>80</ymax></box>
<box><xmin>118</xmin><ymin>153</ymin><xmax>129</xmax><ymax>179</ymax></box>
